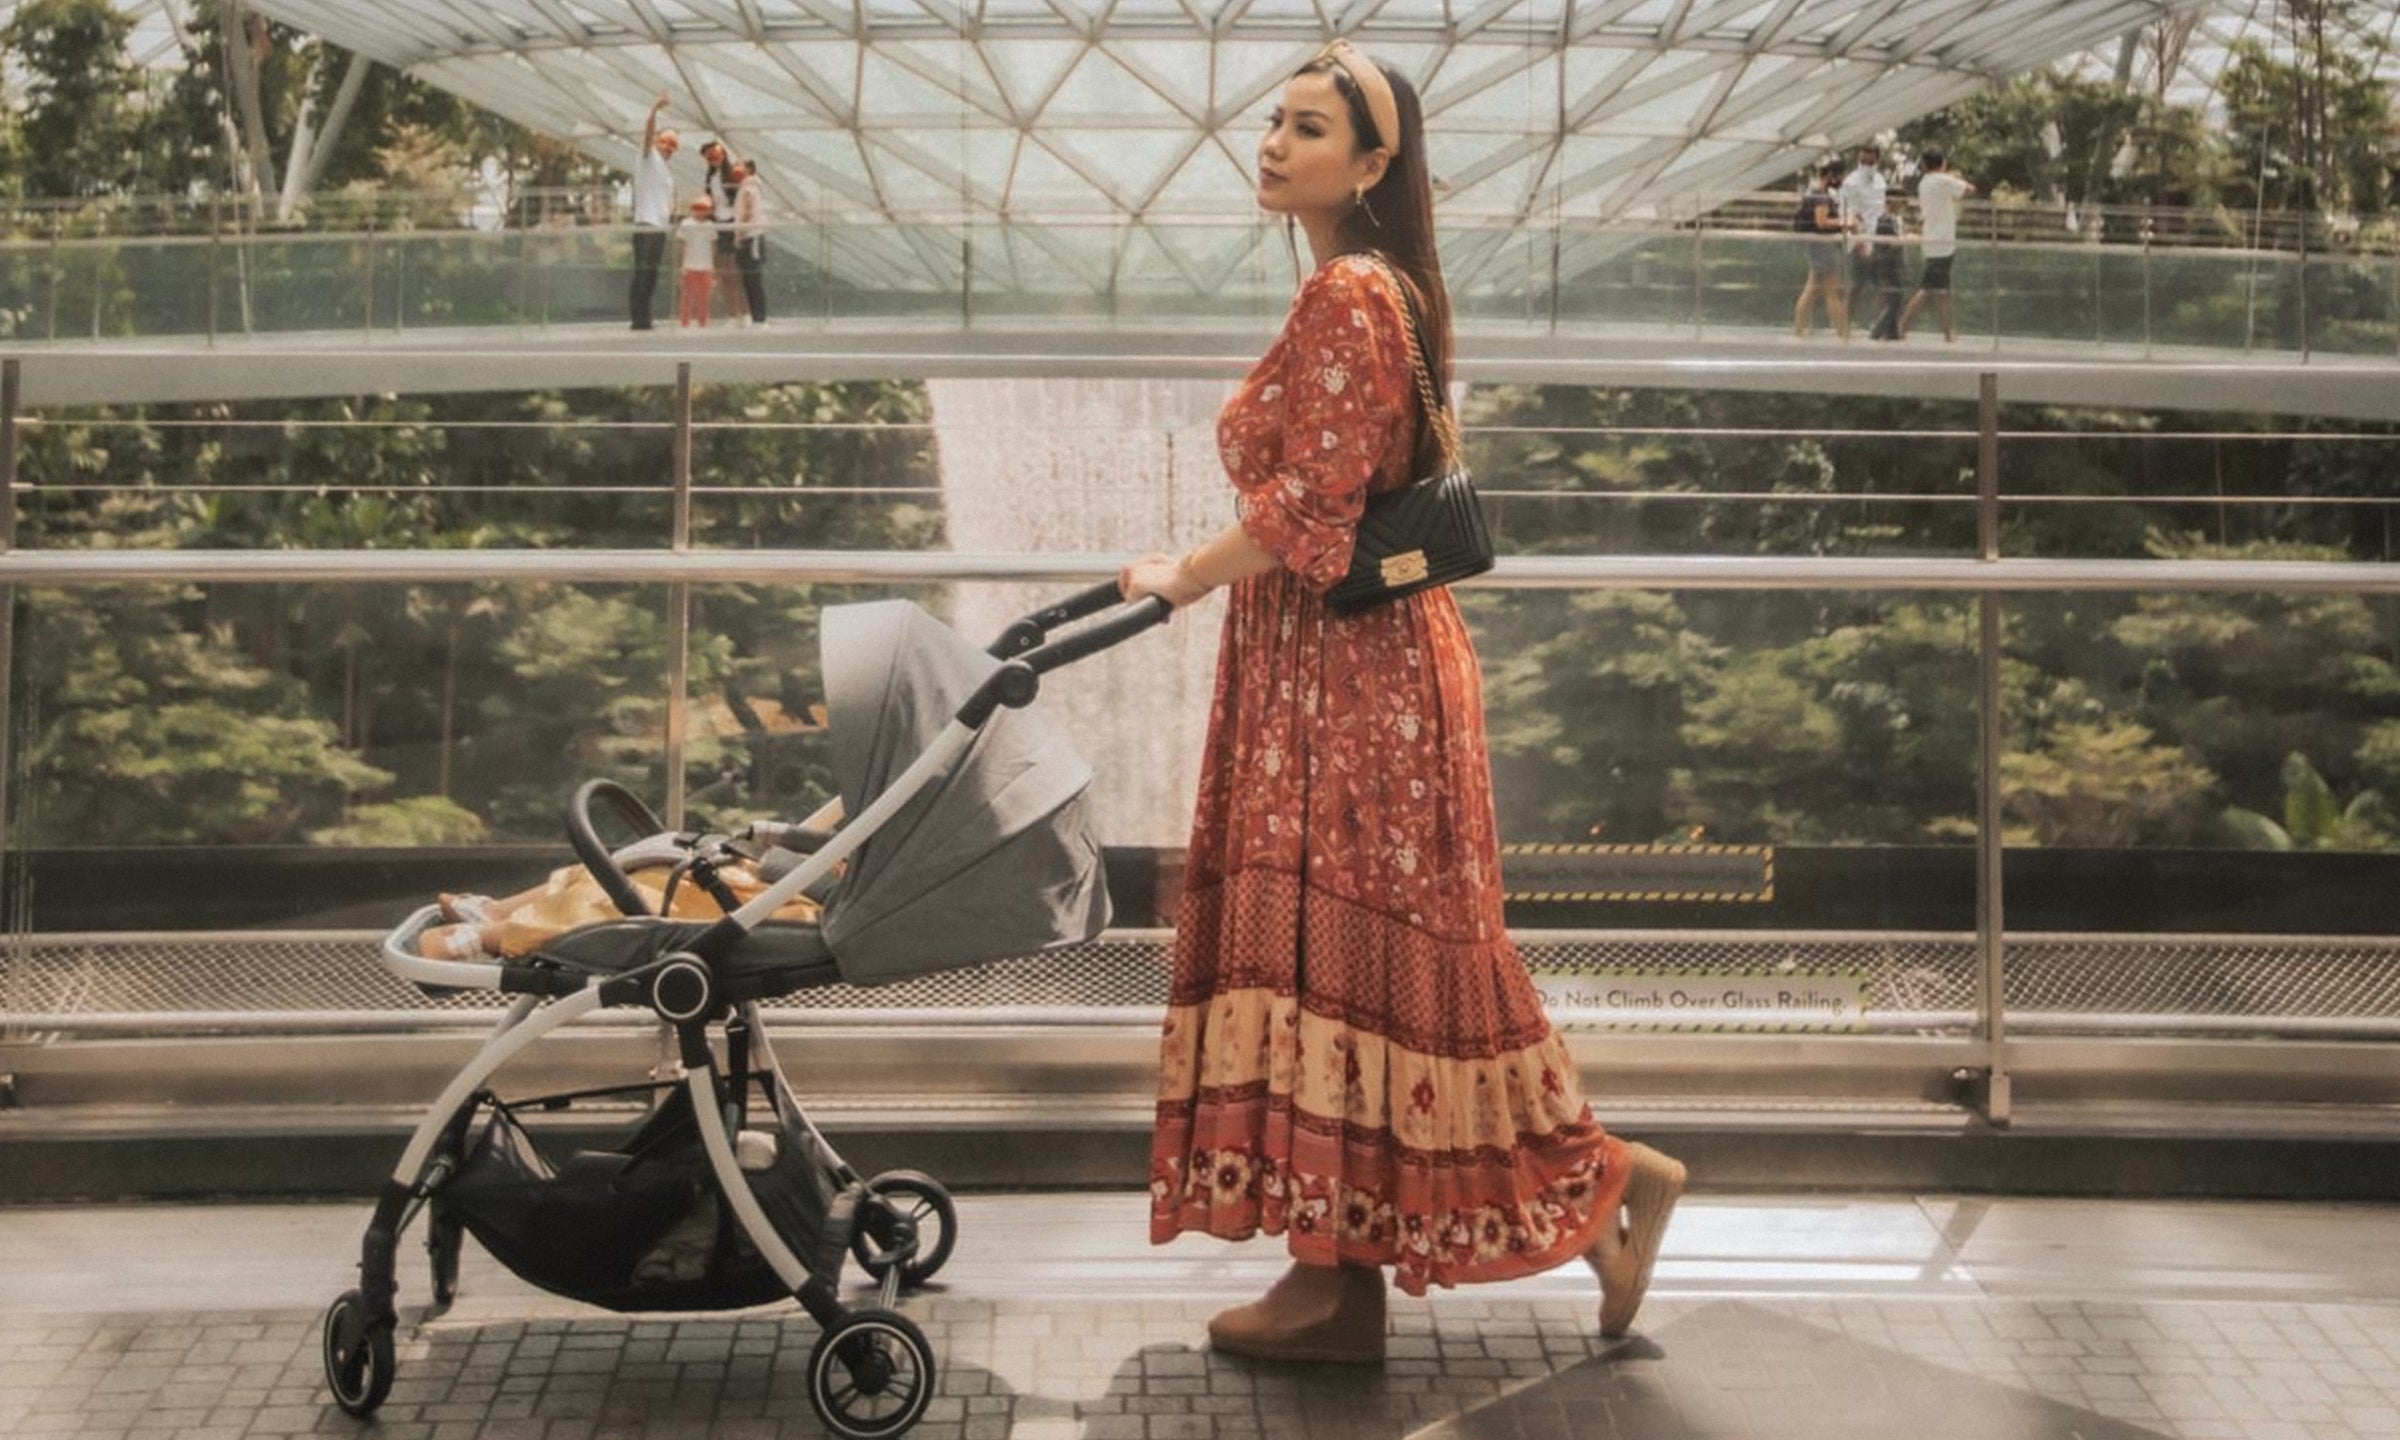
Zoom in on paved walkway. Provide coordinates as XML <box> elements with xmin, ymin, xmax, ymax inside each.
<box><xmin>2</xmin><ymin>1193</ymin><xmax>2397</xmax><ymax>1440</ymax></box>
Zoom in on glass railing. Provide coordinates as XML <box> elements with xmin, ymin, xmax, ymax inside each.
<box><xmin>4</xmin><ymin>358</ymin><xmax>2398</xmax><ymax>1122</ymax></box>
<box><xmin>11</xmin><ymin>218</ymin><xmax>2400</xmax><ymax>362</ymax></box>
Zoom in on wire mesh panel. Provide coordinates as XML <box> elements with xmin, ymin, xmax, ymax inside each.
<box><xmin>6</xmin><ymin>930</ymin><xmax>2399</xmax><ymax>1040</ymax></box>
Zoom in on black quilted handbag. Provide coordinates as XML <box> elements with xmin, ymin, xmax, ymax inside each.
<box><xmin>1324</xmin><ymin>261</ymin><xmax>1494</xmax><ymax>616</ymax></box>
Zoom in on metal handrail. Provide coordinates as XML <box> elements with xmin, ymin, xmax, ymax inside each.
<box><xmin>4</xmin><ymin>549</ymin><xmax>2395</xmax><ymax>592</ymax></box>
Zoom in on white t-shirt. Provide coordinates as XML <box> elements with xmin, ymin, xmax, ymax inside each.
<box><xmin>632</xmin><ymin>147</ymin><xmax>674</xmax><ymax>229</ymax></box>
<box><xmin>1838</xmin><ymin>165</ymin><xmax>1886</xmax><ymax>248</ymax></box>
<box><xmin>679</xmin><ymin>218</ymin><xmax>715</xmax><ymax>271</ymax></box>
<box><xmin>1917</xmin><ymin>171</ymin><xmax>1971</xmax><ymax>257</ymax></box>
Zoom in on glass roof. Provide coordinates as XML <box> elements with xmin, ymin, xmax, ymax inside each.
<box><xmin>227</xmin><ymin>0</ymin><xmax>2215</xmax><ymax>231</ymax></box>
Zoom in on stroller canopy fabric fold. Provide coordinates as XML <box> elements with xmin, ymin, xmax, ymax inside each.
<box><xmin>817</xmin><ymin>600</ymin><xmax>1111</xmax><ymax>984</ymax></box>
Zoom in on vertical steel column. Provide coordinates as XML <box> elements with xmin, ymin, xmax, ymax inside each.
<box><xmin>1974</xmin><ymin>371</ymin><xmax>2012</xmax><ymax>1126</ymax></box>
<box><xmin>0</xmin><ymin>360</ymin><xmax>20</xmax><ymax>944</ymax></box>
<box><xmin>664</xmin><ymin>363</ymin><xmax>694</xmax><ymax>830</ymax></box>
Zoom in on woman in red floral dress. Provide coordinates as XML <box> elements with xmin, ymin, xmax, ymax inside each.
<box><xmin>1118</xmin><ymin>41</ymin><xmax>1686</xmax><ymax>1364</ymax></box>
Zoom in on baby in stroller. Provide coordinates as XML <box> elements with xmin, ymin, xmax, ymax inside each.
<box><xmin>416</xmin><ymin>820</ymin><xmax>837</xmax><ymax>960</ymax></box>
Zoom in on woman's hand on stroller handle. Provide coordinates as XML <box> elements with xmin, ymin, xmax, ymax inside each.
<box><xmin>1119</xmin><ymin>552</ymin><xmax>1208</xmax><ymax>609</ymax></box>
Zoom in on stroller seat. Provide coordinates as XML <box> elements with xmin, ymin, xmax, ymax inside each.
<box><xmin>532</xmin><ymin>918</ymin><xmax>842</xmax><ymax>1003</ymax></box>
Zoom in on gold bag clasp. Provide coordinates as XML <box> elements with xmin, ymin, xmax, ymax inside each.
<box><xmin>1380</xmin><ymin>550</ymin><xmax>1430</xmax><ymax>586</ymax></box>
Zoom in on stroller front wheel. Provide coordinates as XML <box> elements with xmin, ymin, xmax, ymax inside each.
<box><xmin>321</xmin><ymin>1289</ymin><xmax>395</xmax><ymax>1418</ymax></box>
<box><xmin>808</xmin><ymin>1307</ymin><xmax>936</xmax><ymax>1440</ymax></box>
<box><xmin>851</xmin><ymin>1170</ymin><xmax>958</xmax><ymax>1288</ymax></box>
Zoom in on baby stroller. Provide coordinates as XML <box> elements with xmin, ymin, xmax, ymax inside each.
<box><xmin>323</xmin><ymin>585</ymin><xmax>1166</xmax><ymax>1440</ymax></box>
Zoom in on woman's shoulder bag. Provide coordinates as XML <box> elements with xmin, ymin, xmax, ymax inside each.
<box><xmin>1324</xmin><ymin>257</ymin><xmax>1495</xmax><ymax>616</ymax></box>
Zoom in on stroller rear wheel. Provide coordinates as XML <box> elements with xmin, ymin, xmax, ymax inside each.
<box><xmin>321</xmin><ymin>1289</ymin><xmax>395</xmax><ymax>1417</ymax></box>
<box><xmin>808</xmin><ymin>1307</ymin><xmax>935</xmax><ymax>1440</ymax></box>
<box><xmin>850</xmin><ymin>1170</ymin><xmax>958</xmax><ymax>1288</ymax></box>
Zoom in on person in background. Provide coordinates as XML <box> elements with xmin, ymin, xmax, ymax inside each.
<box><xmin>629</xmin><ymin>92</ymin><xmax>677</xmax><ymax>330</ymax></box>
<box><xmin>1900</xmin><ymin>149</ymin><xmax>1977</xmax><ymax>342</ymax></box>
<box><xmin>1866</xmin><ymin>203</ymin><xmax>1907</xmax><ymax>341</ymax></box>
<box><xmin>1117</xmin><ymin>38</ymin><xmax>1686</xmax><ymax>1366</ymax></box>
<box><xmin>677</xmin><ymin>197</ymin><xmax>716</xmax><ymax>327</ymax></box>
<box><xmin>1837</xmin><ymin>142</ymin><xmax>1887</xmax><ymax>337</ymax></box>
<box><xmin>733</xmin><ymin>158</ymin><xmax>769</xmax><ymax>326</ymax></box>
<box><xmin>1792</xmin><ymin>159</ymin><xmax>1848</xmax><ymax>340</ymax></box>
<box><xmin>701</xmin><ymin>140</ymin><xmax>746</xmax><ymax>325</ymax></box>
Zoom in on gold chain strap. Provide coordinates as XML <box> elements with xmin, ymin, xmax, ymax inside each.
<box><xmin>1365</xmin><ymin>254</ymin><xmax>1462</xmax><ymax>473</ymax></box>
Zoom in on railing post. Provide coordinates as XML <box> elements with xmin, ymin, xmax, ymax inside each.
<box><xmin>2142</xmin><ymin>231</ymin><xmax>2153</xmax><ymax>359</ymax></box>
<box><xmin>664</xmin><ymin>362</ymin><xmax>694</xmax><ymax>830</ymax></box>
<box><xmin>960</xmin><ymin>232</ymin><xmax>973</xmax><ymax>330</ymax></box>
<box><xmin>1691</xmin><ymin>219</ymin><xmax>1704</xmax><ymax>338</ymax></box>
<box><xmin>0</xmin><ymin>360</ymin><xmax>19</xmax><ymax>948</ymax></box>
<box><xmin>1973</xmin><ymin>370</ymin><xmax>2011</xmax><ymax>1127</ymax></box>
<box><xmin>45</xmin><ymin>219</ymin><xmax>61</xmax><ymax>342</ymax></box>
<box><xmin>362</xmin><ymin>217</ymin><xmax>377</xmax><ymax>338</ymax></box>
<box><xmin>207</xmin><ymin>197</ymin><xmax>221</xmax><ymax>348</ymax></box>
<box><xmin>1547</xmin><ymin>199</ymin><xmax>1562</xmax><ymax>336</ymax></box>
<box><xmin>1986</xmin><ymin>208</ymin><xmax>2000</xmax><ymax>353</ymax></box>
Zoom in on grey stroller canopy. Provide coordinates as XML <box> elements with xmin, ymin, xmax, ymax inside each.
<box><xmin>815</xmin><ymin>599</ymin><xmax>1111</xmax><ymax>985</ymax></box>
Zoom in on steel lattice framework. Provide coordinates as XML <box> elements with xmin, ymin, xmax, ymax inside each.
<box><xmin>223</xmin><ymin>0</ymin><xmax>2217</xmax><ymax>226</ymax></box>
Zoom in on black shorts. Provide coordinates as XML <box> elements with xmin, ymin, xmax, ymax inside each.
<box><xmin>1918</xmin><ymin>255</ymin><xmax>1955</xmax><ymax>291</ymax></box>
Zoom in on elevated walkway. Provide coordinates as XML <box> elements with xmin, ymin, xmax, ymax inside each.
<box><xmin>3</xmin><ymin>1192</ymin><xmax>2396</xmax><ymax>1440</ymax></box>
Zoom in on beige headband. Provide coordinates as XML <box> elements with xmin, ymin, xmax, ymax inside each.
<box><xmin>1315</xmin><ymin>40</ymin><xmax>1400</xmax><ymax>157</ymax></box>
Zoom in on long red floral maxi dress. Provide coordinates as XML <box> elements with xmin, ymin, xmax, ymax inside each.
<box><xmin>1149</xmin><ymin>254</ymin><xmax>1630</xmax><ymax>1296</ymax></box>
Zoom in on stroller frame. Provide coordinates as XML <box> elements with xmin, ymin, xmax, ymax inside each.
<box><xmin>323</xmin><ymin>584</ymin><xmax>1167</xmax><ymax>1440</ymax></box>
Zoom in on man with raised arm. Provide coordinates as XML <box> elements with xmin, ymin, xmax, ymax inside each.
<box><xmin>1899</xmin><ymin>149</ymin><xmax>1977</xmax><ymax>342</ymax></box>
<box><xmin>629</xmin><ymin>92</ymin><xmax>679</xmax><ymax>331</ymax></box>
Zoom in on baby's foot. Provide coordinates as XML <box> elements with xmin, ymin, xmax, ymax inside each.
<box><xmin>438</xmin><ymin>893</ymin><xmax>495</xmax><ymax>925</ymax></box>
<box><xmin>416</xmin><ymin>923</ymin><xmax>487</xmax><ymax>960</ymax></box>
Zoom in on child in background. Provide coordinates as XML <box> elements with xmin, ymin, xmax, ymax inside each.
<box><xmin>677</xmin><ymin>196</ymin><xmax>715</xmax><ymax>327</ymax></box>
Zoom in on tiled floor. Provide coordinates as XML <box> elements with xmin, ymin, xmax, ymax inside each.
<box><xmin>2</xmin><ymin>1193</ymin><xmax>2396</xmax><ymax>1440</ymax></box>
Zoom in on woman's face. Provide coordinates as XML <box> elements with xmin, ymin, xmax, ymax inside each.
<box><xmin>1256</xmin><ymin>71</ymin><xmax>1387</xmax><ymax>221</ymax></box>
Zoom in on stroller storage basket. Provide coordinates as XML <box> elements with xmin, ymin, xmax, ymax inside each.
<box><xmin>442</xmin><ymin>1081</ymin><xmax>853</xmax><ymax>1314</ymax></box>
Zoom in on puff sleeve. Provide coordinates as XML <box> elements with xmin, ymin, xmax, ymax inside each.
<box><xmin>1225</xmin><ymin>258</ymin><xmax>1415</xmax><ymax>590</ymax></box>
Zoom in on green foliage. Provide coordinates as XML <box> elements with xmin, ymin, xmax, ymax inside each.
<box><xmin>16</xmin><ymin>380</ymin><xmax>939</xmax><ymax>848</ymax></box>
<box><xmin>1997</xmin><ymin>721</ymin><xmax>2218</xmax><ymax>847</ymax></box>
<box><xmin>2217</xmin><ymin>751</ymin><xmax>2397</xmax><ymax>849</ymax></box>
<box><xmin>0</xmin><ymin>0</ymin><xmax>140</xmax><ymax>198</ymax></box>
<box><xmin>2219</xmin><ymin>22</ymin><xmax>2395</xmax><ymax>217</ymax></box>
<box><xmin>309</xmin><ymin>796</ymin><xmax>490</xmax><ymax>846</ymax></box>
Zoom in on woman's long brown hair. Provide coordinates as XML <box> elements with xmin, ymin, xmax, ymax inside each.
<box><xmin>1300</xmin><ymin>50</ymin><xmax>1452</xmax><ymax>477</ymax></box>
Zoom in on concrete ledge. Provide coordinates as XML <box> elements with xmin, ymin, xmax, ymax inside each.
<box><xmin>6</xmin><ymin>1100</ymin><xmax>2396</xmax><ymax>1204</ymax></box>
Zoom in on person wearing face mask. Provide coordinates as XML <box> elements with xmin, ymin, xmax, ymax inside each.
<box><xmin>628</xmin><ymin>92</ymin><xmax>679</xmax><ymax>330</ymax></box>
<box><xmin>1118</xmin><ymin>40</ymin><xmax>1686</xmax><ymax>1367</ymax></box>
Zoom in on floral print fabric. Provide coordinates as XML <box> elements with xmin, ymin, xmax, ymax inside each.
<box><xmin>1149</xmin><ymin>255</ymin><xmax>1628</xmax><ymax>1296</ymax></box>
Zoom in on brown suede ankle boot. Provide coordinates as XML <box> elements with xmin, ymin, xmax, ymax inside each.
<box><xmin>1206</xmin><ymin>1261</ymin><xmax>1386</xmax><ymax>1364</ymax></box>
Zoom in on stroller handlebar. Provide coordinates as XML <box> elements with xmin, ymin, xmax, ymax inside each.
<box><xmin>958</xmin><ymin>591</ymin><xmax>1171</xmax><ymax>727</ymax></box>
<box><xmin>1021</xmin><ymin>593</ymin><xmax>1172</xmax><ymax>676</ymax></box>
<box><xmin>987</xmin><ymin>580</ymin><xmax>1126</xmax><ymax>660</ymax></box>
